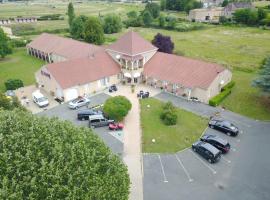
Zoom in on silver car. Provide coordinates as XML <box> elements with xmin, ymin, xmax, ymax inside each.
<box><xmin>68</xmin><ymin>97</ymin><xmax>90</xmax><ymax>109</ymax></box>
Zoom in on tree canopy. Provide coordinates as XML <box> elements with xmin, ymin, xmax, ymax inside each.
<box><xmin>67</xmin><ymin>2</ymin><xmax>75</xmax><ymax>27</ymax></box>
<box><xmin>0</xmin><ymin>109</ymin><xmax>130</xmax><ymax>199</ymax></box>
<box><xmin>84</xmin><ymin>17</ymin><xmax>105</xmax><ymax>45</ymax></box>
<box><xmin>103</xmin><ymin>96</ymin><xmax>132</xmax><ymax>122</ymax></box>
<box><xmin>145</xmin><ymin>2</ymin><xmax>161</xmax><ymax>19</ymax></box>
<box><xmin>142</xmin><ymin>10</ymin><xmax>153</xmax><ymax>26</ymax></box>
<box><xmin>152</xmin><ymin>33</ymin><xmax>174</xmax><ymax>54</ymax></box>
<box><xmin>103</xmin><ymin>14</ymin><xmax>122</xmax><ymax>34</ymax></box>
<box><xmin>0</xmin><ymin>27</ymin><xmax>12</xmax><ymax>59</ymax></box>
<box><xmin>253</xmin><ymin>57</ymin><xmax>270</xmax><ymax>94</ymax></box>
<box><xmin>70</xmin><ymin>15</ymin><xmax>88</xmax><ymax>39</ymax></box>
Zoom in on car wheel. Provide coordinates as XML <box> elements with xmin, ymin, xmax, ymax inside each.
<box><xmin>81</xmin><ymin>117</ymin><xmax>85</xmax><ymax>121</ymax></box>
<box><xmin>226</xmin><ymin>132</ymin><xmax>231</xmax><ymax>136</ymax></box>
<box><xmin>210</xmin><ymin>125</ymin><xmax>214</xmax><ymax>129</ymax></box>
<box><xmin>193</xmin><ymin>148</ymin><xmax>196</xmax><ymax>152</ymax></box>
<box><xmin>208</xmin><ymin>159</ymin><xmax>213</xmax><ymax>163</ymax></box>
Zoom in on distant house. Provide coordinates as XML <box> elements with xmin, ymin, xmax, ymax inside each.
<box><xmin>0</xmin><ymin>19</ymin><xmax>11</xmax><ymax>25</ymax></box>
<box><xmin>188</xmin><ymin>7</ymin><xmax>224</xmax><ymax>23</ymax></box>
<box><xmin>27</xmin><ymin>31</ymin><xmax>232</xmax><ymax>103</ymax></box>
<box><xmin>200</xmin><ymin>0</ymin><xmax>224</xmax><ymax>8</ymax></box>
<box><xmin>223</xmin><ymin>2</ymin><xmax>253</xmax><ymax>18</ymax></box>
<box><xmin>14</xmin><ymin>17</ymin><xmax>37</xmax><ymax>23</ymax></box>
<box><xmin>188</xmin><ymin>2</ymin><xmax>253</xmax><ymax>22</ymax></box>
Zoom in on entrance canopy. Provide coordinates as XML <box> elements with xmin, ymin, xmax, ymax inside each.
<box><xmin>124</xmin><ymin>72</ymin><xmax>131</xmax><ymax>78</ymax></box>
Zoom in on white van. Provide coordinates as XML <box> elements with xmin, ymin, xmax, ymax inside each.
<box><xmin>32</xmin><ymin>90</ymin><xmax>49</xmax><ymax>107</ymax></box>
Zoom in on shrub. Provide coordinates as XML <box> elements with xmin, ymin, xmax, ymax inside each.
<box><xmin>103</xmin><ymin>96</ymin><xmax>132</xmax><ymax>121</ymax></box>
<box><xmin>160</xmin><ymin>101</ymin><xmax>177</xmax><ymax>125</ymax></box>
<box><xmin>38</xmin><ymin>14</ymin><xmax>63</xmax><ymax>21</ymax></box>
<box><xmin>209</xmin><ymin>88</ymin><xmax>232</xmax><ymax>107</ymax></box>
<box><xmin>0</xmin><ymin>109</ymin><xmax>130</xmax><ymax>199</ymax></box>
<box><xmin>4</xmin><ymin>79</ymin><xmax>24</xmax><ymax>90</ymax></box>
<box><xmin>9</xmin><ymin>39</ymin><xmax>29</xmax><ymax>48</ymax></box>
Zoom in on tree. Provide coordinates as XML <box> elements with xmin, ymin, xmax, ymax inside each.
<box><xmin>103</xmin><ymin>14</ymin><xmax>122</xmax><ymax>34</ymax></box>
<box><xmin>4</xmin><ymin>79</ymin><xmax>24</xmax><ymax>90</ymax></box>
<box><xmin>84</xmin><ymin>17</ymin><xmax>105</xmax><ymax>45</ymax></box>
<box><xmin>70</xmin><ymin>15</ymin><xmax>88</xmax><ymax>39</ymax></box>
<box><xmin>158</xmin><ymin>13</ymin><xmax>166</xmax><ymax>27</ymax></box>
<box><xmin>0</xmin><ymin>27</ymin><xmax>12</xmax><ymax>59</ymax></box>
<box><xmin>166</xmin><ymin>15</ymin><xmax>177</xmax><ymax>29</ymax></box>
<box><xmin>253</xmin><ymin>57</ymin><xmax>270</xmax><ymax>94</ymax></box>
<box><xmin>222</xmin><ymin>0</ymin><xmax>229</xmax><ymax>7</ymax></box>
<box><xmin>142</xmin><ymin>10</ymin><xmax>153</xmax><ymax>26</ymax></box>
<box><xmin>258</xmin><ymin>8</ymin><xmax>267</xmax><ymax>21</ymax></box>
<box><xmin>233</xmin><ymin>8</ymin><xmax>258</xmax><ymax>25</ymax></box>
<box><xmin>152</xmin><ymin>33</ymin><xmax>174</xmax><ymax>54</ymax></box>
<box><xmin>160</xmin><ymin>0</ymin><xmax>166</xmax><ymax>11</ymax></box>
<box><xmin>67</xmin><ymin>2</ymin><xmax>75</xmax><ymax>27</ymax></box>
<box><xmin>145</xmin><ymin>2</ymin><xmax>161</xmax><ymax>18</ymax></box>
<box><xmin>0</xmin><ymin>109</ymin><xmax>130</xmax><ymax>199</ymax></box>
<box><xmin>0</xmin><ymin>93</ymin><xmax>26</xmax><ymax>111</ymax></box>
<box><xmin>103</xmin><ymin>96</ymin><xmax>132</xmax><ymax>122</ymax></box>
<box><xmin>127</xmin><ymin>10</ymin><xmax>138</xmax><ymax>18</ymax></box>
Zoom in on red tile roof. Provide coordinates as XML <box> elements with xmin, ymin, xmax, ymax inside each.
<box><xmin>143</xmin><ymin>52</ymin><xmax>225</xmax><ymax>89</ymax></box>
<box><xmin>27</xmin><ymin>33</ymin><xmax>102</xmax><ymax>60</ymax></box>
<box><xmin>46</xmin><ymin>50</ymin><xmax>120</xmax><ymax>89</ymax></box>
<box><xmin>107</xmin><ymin>31</ymin><xmax>157</xmax><ymax>56</ymax></box>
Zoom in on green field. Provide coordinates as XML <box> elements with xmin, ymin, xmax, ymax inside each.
<box><xmin>0</xmin><ymin>48</ymin><xmax>44</xmax><ymax>92</ymax></box>
<box><xmin>140</xmin><ymin>98</ymin><xmax>208</xmax><ymax>153</ymax></box>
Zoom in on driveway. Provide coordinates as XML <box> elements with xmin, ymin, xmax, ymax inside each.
<box><xmin>37</xmin><ymin>93</ymin><xmax>123</xmax><ymax>156</ymax></box>
<box><xmin>143</xmin><ymin>92</ymin><xmax>270</xmax><ymax>200</ymax></box>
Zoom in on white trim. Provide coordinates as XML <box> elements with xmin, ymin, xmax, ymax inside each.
<box><xmin>106</xmin><ymin>48</ymin><xmax>158</xmax><ymax>57</ymax></box>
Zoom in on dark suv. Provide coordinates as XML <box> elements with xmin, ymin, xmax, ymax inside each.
<box><xmin>209</xmin><ymin>118</ymin><xmax>239</xmax><ymax>136</ymax></box>
<box><xmin>89</xmin><ymin>115</ymin><xmax>114</xmax><ymax>128</ymax></box>
<box><xmin>200</xmin><ymin>134</ymin><xmax>230</xmax><ymax>153</ymax></box>
<box><xmin>77</xmin><ymin>109</ymin><xmax>102</xmax><ymax>120</ymax></box>
<box><xmin>192</xmin><ymin>141</ymin><xmax>222</xmax><ymax>163</ymax></box>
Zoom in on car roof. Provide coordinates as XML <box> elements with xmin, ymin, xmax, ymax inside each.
<box><xmin>203</xmin><ymin>135</ymin><xmax>228</xmax><ymax>145</ymax></box>
<box><xmin>201</xmin><ymin>142</ymin><xmax>220</xmax><ymax>155</ymax></box>
<box><xmin>89</xmin><ymin>114</ymin><xmax>104</xmax><ymax>120</ymax></box>
<box><xmin>32</xmin><ymin>90</ymin><xmax>44</xmax><ymax>98</ymax></box>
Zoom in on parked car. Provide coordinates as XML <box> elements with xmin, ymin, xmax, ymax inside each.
<box><xmin>209</xmin><ymin>118</ymin><xmax>239</xmax><ymax>136</ymax></box>
<box><xmin>89</xmin><ymin>114</ymin><xmax>114</xmax><ymax>128</ymax></box>
<box><xmin>77</xmin><ymin>109</ymin><xmax>103</xmax><ymax>120</ymax></box>
<box><xmin>109</xmin><ymin>122</ymin><xmax>124</xmax><ymax>130</ymax></box>
<box><xmin>32</xmin><ymin>90</ymin><xmax>49</xmax><ymax>107</ymax></box>
<box><xmin>190</xmin><ymin>97</ymin><xmax>199</xmax><ymax>102</ymax></box>
<box><xmin>68</xmin><ymin>96</ymin><xmax>90</xmax><ymax>109</ymax></box>
<box><xmin>200</xmin><ymin>134</ymin><xmax>230</xmax><ymax>153</ymax></box>
<box><xmin>192</xmin><ymin>141</ymin><xmax>222</xmax><ymax>163</ymax></box>
<box><xmin>137</xmin><ymin>90</ymin><xmax>150</xmax><ymax>98</ymax></box>
<box><xmin>109</xmin><ymin>84</ymin><xmax>117</xmax><ymax>92</ymax></box>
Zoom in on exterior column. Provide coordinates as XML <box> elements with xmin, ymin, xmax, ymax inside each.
<box><xmin>188</xmin><ymin>89</ymin><xmax>191</xmax><ymax>100</ymax></box>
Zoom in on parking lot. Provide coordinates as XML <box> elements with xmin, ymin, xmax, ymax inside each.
<box><xmin>37</xmin><ymin>93</ymin><xmax>124</xmax><ymax>156</ymax></box>
<box><xmin>144</xmin><ymin>94</ymin><xmax>270</xmax><ymax>200</ymax></box>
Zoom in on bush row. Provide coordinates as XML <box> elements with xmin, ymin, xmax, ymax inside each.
<box><xmin>38</xmin><ymin>14</ymin><xmax>64</xmax><ymax>21</ymax></box>
<box><xmin>209</xmin><ymin>81</ymin><xmax>235</xmax><ymax>107</ymax></box>
<box><xmin>17</xmin><ymin>28</ymin><xmax>69</xmax><ymax>36</ymax></box>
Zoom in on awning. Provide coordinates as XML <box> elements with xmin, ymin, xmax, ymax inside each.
<box><xmin>124</xmin><ymin>72</ymin><xmax>131</xmax><ymax>78</ymax></box>
<box><xmin>133</xmin><ymin>72</ymin><xmax>141</xmax><ymax>78</ymax></box>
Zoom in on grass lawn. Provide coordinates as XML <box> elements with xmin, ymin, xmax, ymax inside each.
<box><xmin>0</xmin><ymin>48</ymin><xmax>44</xmax><ymax>92</ymax></box>
<box><xmin>222</xmin><ymin>70</ymin><xmax>270</xmax><ymax>120</ymax></box>
<box><xmin>140</xmin><ymin>98</ymin><xmax>208</xmax><ymax>153</ymax></box>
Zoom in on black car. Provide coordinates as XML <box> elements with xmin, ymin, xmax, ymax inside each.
<box><xmin>77</xmin><ymin>109</ymin><xmax>103</xmax><ymax>120</ymax></box>
<box><xmin>137</xmin><ymin>90</ymin><xmax>150</xmax><ymax>98</ymax></box>
<box><xmin>200</xmin><ymin>134</ymin><xmax>230</xmax><ymax>153</ymax></box>
<box><xmin>192</xmin><ymin>141</ymin><xmax>222</xmax><ymax>163</ymax></box>
<box><xmin>209</xmin><ymin>118</ymin><xmax>239</xmax><ymax>136</ymax></box>
<box><xmin>109</xmin><ymin>84</ymin><xmax>117</xmax><ymax>92</ymax></box>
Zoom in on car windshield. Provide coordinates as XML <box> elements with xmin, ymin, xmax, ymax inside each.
<box><xmin>72</xmin><ymin>98</ymin><xmax>82</xmax><ymax>104</ymax></box>
<box><xmin>38</xmin><ymin>97</ymin><xmax>47</xmax><ymax>102</ymax></box>
<box><xmin>222</xmin><ymin>121</ymin><xmax>233</xmax><ymax>127</ymax></box>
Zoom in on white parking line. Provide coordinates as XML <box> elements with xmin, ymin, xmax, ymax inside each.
<box><xmin>189</xmin><ymin>150</ymin><xmax>217</xmax><ymax>175</ymax></box>
<box><xmin>175</xmin><ymin>154</ymin><xmax>193</xmax><ymax>182</ymax></box>
<box><xmin>158</xmin><ymin>154</ymin><xmax>168</xmax><ymax>183</ymax></box>
<box><xmin>221</xmin><ymin>156</ymin><xmax>231</xmax><ymax>164</ymax></box>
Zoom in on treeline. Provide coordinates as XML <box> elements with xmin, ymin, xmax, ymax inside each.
<box><xmin>160</xmin><ymin>0</ymin><xmax>203</xmax><ymax>13</ymax></box>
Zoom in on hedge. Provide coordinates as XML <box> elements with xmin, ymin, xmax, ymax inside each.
<box><xmin>209</xmin><ymin>89</ymin><xmax>232</xmax><ymax>107</ymax></box>
<box><xmin>221</xmin><ymin>81</ymin><xmax>235</xmax><ymax>92</ymax></box>
<box><xmin>209</xmin><ymin>81</ymin><xmax>235</xmax><ymax>107</ymax></box>
<box><xmin>4</xmin><ymin>79</ymin><xmax>24</xmax><ymax>91</ymax></box>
